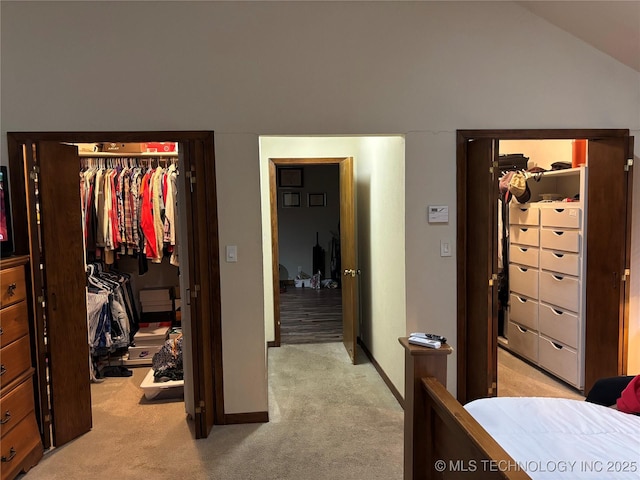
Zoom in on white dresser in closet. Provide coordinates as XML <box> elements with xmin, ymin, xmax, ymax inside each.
<box><xmin>505</xmin><ymin>166</ymin><xmax>586</xmax><ymax>390</ymax></box>
<box><xmin>538</xmin><ymin>204</ymin><xmax>584</xmax><ymax>388</ymax></box>
<box><xmin>507</xmin><ymin>204</ymin><xmax>540</xmax><ymax>364</ymax></box>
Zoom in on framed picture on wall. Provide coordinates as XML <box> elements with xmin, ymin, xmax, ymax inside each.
<box><xmin>308</xmin><ymin>193</ymin><xmax>326</xmax><ymax>207</ymax></box>
<box><xmin>278</xmin><ymin>167</ymin><xmax>304</xmax><ymax>188</ymax></box>
<box><xmin>282</xmin><ymin>192</ymin><xmax>301</xmax><ymax>208</ymax></box>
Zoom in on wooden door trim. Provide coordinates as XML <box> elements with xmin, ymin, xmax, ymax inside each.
<box><xmin>268</xmin><ymin>157</ymin><xmax>348</xmax><ymax>348</ymax></box>
<box><xmin>7</xmin><ymin>137</ymin><xmax>52</xmax><ymax>447</ymax></box>
<box><xmin>6</xmin><ymin>131</ymin><xmax>224</xmax><ymax>438</ymax></box>
<box><xmin>457</xmin><ymin>128</ymin><xmax>631</xmax><ymax>404</ymax></box>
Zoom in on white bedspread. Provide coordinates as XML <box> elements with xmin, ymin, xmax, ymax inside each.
<box><xmin>465</xmin><ymin>397</ymin><xmax>640</xmax><ymax>479</ymax></box>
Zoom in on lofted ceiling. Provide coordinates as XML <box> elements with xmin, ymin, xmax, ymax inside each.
<box><xmin>518</xmin><ymin>1</ymin><xmax>640</xmax><ymax>72</ymax></box>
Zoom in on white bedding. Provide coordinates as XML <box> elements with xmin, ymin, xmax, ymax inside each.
<box><xmin>465</xmin><ymin>397</ymin><xmax>640</xmax><ymax>479</ymax></box>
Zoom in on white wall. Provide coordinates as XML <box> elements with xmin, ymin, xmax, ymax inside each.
<box><xmin>2</xmin><ymin>1</ymin><xmax>639</xmax><ymax>411</ymax></box>
<box><xmin>355</xmin><ymin>136</ymin><xmax>406</xmax><ymax>396</ymax></box>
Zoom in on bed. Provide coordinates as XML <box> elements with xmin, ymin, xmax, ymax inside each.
<box><xmin>418</xmin><ymin>376</ymin><xmax>640</xmax><ymax>480</ymax></box>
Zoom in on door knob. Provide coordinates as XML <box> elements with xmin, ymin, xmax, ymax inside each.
<box><xmin>343</xmin><ymin>269</ymin><xmax>361</xmax><ymax>277</ymax></box>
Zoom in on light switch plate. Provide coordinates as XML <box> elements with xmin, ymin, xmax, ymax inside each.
<box><xmin>440</xmin><ymin>239</ymin><xmax>452</xmax><ymax>257</ymax></box>
<box><xmin>226</xmin><ymin>245</ymin><xmax>238</xmax><ymax>263</ymax></box>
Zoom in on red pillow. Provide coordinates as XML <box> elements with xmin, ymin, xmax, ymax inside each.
<box><xmin>616</xmin><ymin>375</ymin><xmax>640</xmax><ymax>414</ymax></box>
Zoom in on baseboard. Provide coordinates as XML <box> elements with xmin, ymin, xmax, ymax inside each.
<box><xmin>224</xmin><ymin>411</ymin><xmax>269</xmax><ymax>424</ymax></box>
<box><xmin>357</xmin><ymin>337</ymin><xmax>404</xmax><ymax>409</ymax></box>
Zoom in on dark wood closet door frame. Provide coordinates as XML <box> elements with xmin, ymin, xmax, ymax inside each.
<box><xmin>7</xmin><ymin>131</ymin><xmax>224</xmax><ymax>443</ymax></box>
<box><xmin>456</xmin><ymin>129</ymin><xmax>633</xmax><ymax>404</ymax></box>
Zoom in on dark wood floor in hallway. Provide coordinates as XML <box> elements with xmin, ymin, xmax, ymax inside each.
<box><xmin>279</xmin><ymin>287</ymin><xmax>342</xmax><ymax>344</ymax></box>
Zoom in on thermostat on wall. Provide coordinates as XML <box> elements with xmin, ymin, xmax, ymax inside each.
<box><xmin>428</xmin><ymin>205</ymin><xmax>449</xmax><ymax>224</ymax></box>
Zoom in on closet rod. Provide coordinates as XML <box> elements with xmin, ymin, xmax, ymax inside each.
<box><xmin>78</xmin><ymin>152</ymin><xmax>179</xmax><ymax>158</ymax></box>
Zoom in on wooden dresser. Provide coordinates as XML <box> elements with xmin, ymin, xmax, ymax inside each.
<box><xmin>0</xmin><ymin>256</ymin><xmax>43</xmax><ymax>480</ymax></box>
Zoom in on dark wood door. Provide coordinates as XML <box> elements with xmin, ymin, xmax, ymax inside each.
<box><xmin>457</xmin><ymin>137</ymin><xmax>497</xmax><ymax>403</ymax></box>
<box><xmin>182</xmin><ymin>136</ymin><xmax>223</xmax><ymax>435</ymax></box>
<box><xmin>583</xmin><ymin>137</ymin><xmax>633</xmax><ymax>392</ymax></box>
<box><xmin>339</xmin><ymin>157</ymin><xmax>358</xmax><ymax>364</ymax></box>
<box><xmin>33</xmin><ymin>142</ymin><xmax>92</xmax><ymax>446</ymax></box>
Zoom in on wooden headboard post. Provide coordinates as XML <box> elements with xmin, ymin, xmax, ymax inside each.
<box><xmin>399</xmin><ymin>337</ymin><xmax>453</xmax><ymax>480</ymax></box>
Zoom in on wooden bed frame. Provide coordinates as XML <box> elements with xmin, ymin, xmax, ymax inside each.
<box><xmin>400</xmin><ymin>338</ymin><xmax>531</xmax><ymax>480</ymax></box>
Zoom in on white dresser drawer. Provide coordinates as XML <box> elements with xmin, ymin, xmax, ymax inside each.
<box><xmin>540</xmin><ymin>249</ymin><xmax>580</xmax><ymax>276</ymax></box>
<box><xmin>509</xmin><ymin>294</ymin><xmax>538</xmax><ymax>331</ymax></box>
<box><xmin>538</xmin><ymin>303</ymin><xmax>579</xmax><ymax>349</ymax></box>
<box><xmin>509</xmin><ymin>245</ymin><xmax>539</xmax><ymax>268</ymax></box>
<box><xmin>509</xmin><ymin>265</ymin><xmax>539</xmax><ymax>299</ymax></box>
<box><xmin>539</xmin><ymin>271</ymin><xmax>579</xmax><ymax>312</ymax></box>
<box><xmin>510</xmin><ymin>205</ymin><xmax>539</xmax><ymax>226</ymax></box>
<box><xmin>509</xmin><ymin>226</ymin><xmax>539</xmax><ymax>247</ymax></box>
<box><xmin>540</xmin><ymin>207</ymin><xmax>581</xmax><ymax>228</ymax></box>
<box><xmin>539</xmin><ymin>336</ymin><xmax>579</xmax><ymax>387</ymax></box>
<box><xmin>540</xmin><ymin>229</ymin><xmax>580</xmax><ymax>253</ymax></box>
<box><xmin>508</xmin><ymin>322</ymin><xmax>538</xmax><ymax>363</ymax></box>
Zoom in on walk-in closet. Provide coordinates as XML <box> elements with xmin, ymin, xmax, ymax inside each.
<box><xmin>6</xmin><ymin>132</ymin><xmax>223</xmax><ymax>461</ymax></box>
<box><xmin>78</xmin><ymin>142</ymin><xmax>186</xmax><ymax>394</ymax></box>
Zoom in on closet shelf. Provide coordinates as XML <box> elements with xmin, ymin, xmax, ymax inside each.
<box><xmin>538</xmin><ymin>166</ymin><xmax>585</xmax><ymax>178</ymax></box>
<box><xmin>78</xmin><ymin>152</ymin><xmax>179</xmax><ymax>158</ymax></box>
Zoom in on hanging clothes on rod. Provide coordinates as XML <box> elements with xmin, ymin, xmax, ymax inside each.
<box><xmin>80</xmin><ymin>157</ymin><xmax>180</xmax><ymax>268</ymax></box>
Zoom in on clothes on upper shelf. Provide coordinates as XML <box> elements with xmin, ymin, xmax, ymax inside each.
<box><xmin>80</xmin><ymin>159</ymin><xmax>180</xmax><ymax>268</ymax></box>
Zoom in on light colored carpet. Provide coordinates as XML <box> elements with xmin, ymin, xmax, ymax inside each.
<box><xmin>21</xmin><ymin>343</ymin><xmax>403</xmax><ymax>480</ymax></box>
<box><xmin>497</xmin><ymin>346</ymin><xmax>585</xmax><ymax>400</ymax></box>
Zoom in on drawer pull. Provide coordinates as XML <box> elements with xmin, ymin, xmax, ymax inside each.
<box><xmin>552</xmin><ymin>252</ymin><xmax>565</xmax><ymax>258</ymax></box>
<box><xmin>552</xmin><ymin>231</ymin><xmax>565</xmax><ymax>236</ymax></box>
<box><xmin>552</xmin><ymin>308</ymin><xmax>564</xmax><ymax>316</ymax></box>
<box><xmin>518</xmin><ymin>267</ymin><xmax>528</xmax><ymax>273</ymax></box>
<box><xmin>517</xmin><ymin>325</ymin><xmax>528</xmax><ymax>333</ymax></box>
<box><xmin>6</xmin><ymin>283</ymin><xmax>17</xmax><ymax>297</ymax></box>
<box><xmin>517</xmin><ymin>296</ymin><xmax>527</xmax><ymax>303</ymax></box>
<box><xmin>0</xmin><ymin>365</ymin><xmax>5</xmax><ymax>376</ymax></box>
<box><xmin>520</xmin><ymin>228</ymin><xmax>529</xmax><ymax>232</ymax></box>
<box><xmin>519</xmin><ymin>247</ymin><xmax>528</xmax><ymax>253</ymax></box>
<box><xmin>551</xmin><ymin>341</ymin><xmax>563</xmax><ymax>350</ymax></box>
<box><xmin>1</xmin><ymin>447</ymin><xmax>16</xmax><ymax>463</ymax></box>
<box><xmin>552</xmin><ymin>274</ymin><xmax>564</xmax><ymax>281</ymax></box>
<box><xmin>554</xmin><ymin>209</ymin><xmax>565</xmax><ymax>213</ymax></box>
<box><xmin>0</xmin><ymin>411</ymin><xmax>10</xmax><ymax>425</ymax></box>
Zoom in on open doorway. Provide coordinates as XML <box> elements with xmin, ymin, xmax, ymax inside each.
<box><xmin>456</xmin><ymin>129</ymin><xmax>633</xmax><ymax>405</ymax></box>
<box><xmin>7</xmin><ymin>132</ymin><xmax>223</xmax><ymax>452</ymax></box>
<box><xmin>259</xmin><ymin>135</ymin><xmax>407</xmax><ymax>403</ymax></box>
<box><xmin>274</xmin><ymin>163</ymin><xmax>343</xmax><ymax>345</ymax></box>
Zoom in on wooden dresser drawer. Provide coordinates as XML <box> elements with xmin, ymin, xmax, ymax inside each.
<box><xmin>509</xmin><ymin>294</ymin><xmax>538</xmax><ymax>331</ymax></box>
<box><xmin>509</xmin><ymin>245</ymin><xmax>539</xmax><ymax>268</ymax></box>
<box><xmin>0</xmin><ymin>337</ymin><xmax>32</xmax><ymax>390</ymax></box>
<box><xmin>0</xmin><ymin>267</ymin><xmax>26</xmax><ymax>309</ymax></box>
<box><xmin>509</xmin><ymin>226</ymin><xmax>539</xmax><ymax>247</ymax></box>
<box><xmin>539</xmin><ymin>336</ymin><xmax>579</xmax><ymax>387</ymax></box>
<box><xmin>0</xmin><ymin>377</ymin><xmax>36</xmax><ymax>438</ymax></box>
<box><xmin>540</xmin><ymin>249</ymin><xmax>580</xmax><ymax>277</ymax></box>
<box><xmin>539</xmin><ymin>271</ymin><xmax>579</xmax><ymax>313</ymax></box>
<box><xmin>507</xmin><ymin>321</ymin><xmax>538</xmax><ymax>363</ymax></box>
<box><xmin>540</xmin><ymin>207</ymin><xmax>581</xmax><ymax>229</ymax></box>
<box><xmin>508</xmin><ymin>265</ymin><xmax>539</xmax><ymax>299</ymax></box>
<box><xmin>0</xmin><ymin>413</ymin><xmax>42</xmax><ymax>480</ymax></box>
<box><xmin>539</xmin><ymin>303</ymin><xmax>579</xmax><ymax>349</ymax></box>
<box><xmin>0</xmin><ymin>302</ymin><xmax>29</xmax><ymax>349</ymax></box>
<box><xmin>540</xmin><ymin>229</ymin><xmax>580</xmax><ymax>253</ymax></box>
<box><xmin>509</xmin><ymin>205</ymin><xmax>539</xmax><ymax>226</ymax></box>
